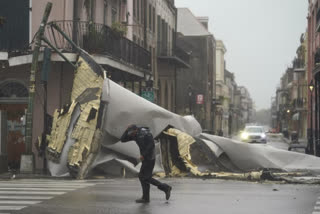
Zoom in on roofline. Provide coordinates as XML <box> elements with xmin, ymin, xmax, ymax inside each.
<box><xmin>177</xmin><ymin>7</ymin><xmax>213</xmax><ymax>36</ymax></box>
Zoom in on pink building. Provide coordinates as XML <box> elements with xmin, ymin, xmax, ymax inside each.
<box><xmin>307</xmin><ymin>0</ymin><xmax>320</xmax><ymax>155</ymax></box>
<box><xmin>0</xmin><ymin>0</ymin><xmax>151</xmax><ymax>172</ymax></box>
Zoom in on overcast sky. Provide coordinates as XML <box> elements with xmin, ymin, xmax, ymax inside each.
<box><xmin>175</xmin><ymin>0</ymin><xmax>308</xmax><ymax>110</ymax></box>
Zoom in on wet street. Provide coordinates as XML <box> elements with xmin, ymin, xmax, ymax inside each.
<box><xmin>0</xmin><ymin>177</ymin><xmax>318</xmax><ymax>214</ymax></box>
<box><xmin>266</xmin><ymin>138</ymin><xmax>289</xmax><ymax>150</ymax></box>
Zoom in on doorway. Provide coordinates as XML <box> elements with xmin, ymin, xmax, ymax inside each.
<box><xmin>0</xmin><ymin>80</ymin><xmax>28</xmax><ymax>170</ymax></box>
<box><xmin>0</xmin><ymin>104</ymin><xmax>27</xmax><ymax>169</ymax></box>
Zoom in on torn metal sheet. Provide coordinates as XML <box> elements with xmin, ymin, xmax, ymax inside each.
<box><xmin>200</xmin><ymin>133</ymin><xmax>320</xmax><ymax>174</ymax></box>
<box><xmin>47</xmin><ymin>50</ymin><xmax>202</xmax><ymax>178</ymax></box>
<box><xmin>46</xmin><ymin>49</ymin><xmax>320</xmax><ymax>183</ymax></box>
<box><xmin>47</xmin><ymin>54</ymin><xmax>105</xmax><ymax>178</ymax></box>
<box><xmin>100</xmin><ymin>79</ymin><xmax>202</xmax><ymax>140</ymax></box>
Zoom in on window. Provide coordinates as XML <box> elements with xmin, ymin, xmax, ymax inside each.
<box><xmin>137</xmin><ymin>0</ymin><xmax>140</xmax><ymax>21</ymax></box>
<box><xmin>152</xmin><ymin>7</ymin><xmax>155</xmax><ymax>33</ymax></box>
<box><xmin>112</xmin><ymin>7</ymin><xmax>117</xmax><ymax>23</ymax></box>
<box><xmin>133</xmin><ymin>0</ymin><xmax>136</xmax><ymax>17</ymax></box>
<box><xmin>141</xmin><ymin>0</ymin><xmax>144</xmax><ymax>24</ymax></box>
<box><xmin>104</xmin><ymin>0</ymin><xmax>108</xmax><ymax>24</ymax></box>
<box><xmin>149</xmin><ymin>4</ymin><xmax>152</xmax><ymax>30</ymax></box>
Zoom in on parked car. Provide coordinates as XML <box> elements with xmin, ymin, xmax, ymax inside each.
<box><xmin>240</xmin><ymin>126</ymin><xmax>267</xmax><ymax>144</ymax></box>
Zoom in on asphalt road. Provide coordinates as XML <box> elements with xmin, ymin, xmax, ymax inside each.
<box><xmin>266</xmin><ymin>138</ymin><xmax>289</xmax><ymax>150</ymax></box>
<box><xmin>0</xmin><ymin>178</ymin><xmax>319</xmax><ymax>214</ymax></box>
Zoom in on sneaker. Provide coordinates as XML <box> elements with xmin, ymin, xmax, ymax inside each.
<box><xmin>165</xmin><ymin>186</ymin><xmax>172</xmax><ymax>200</ymax></box>
<box><xmin>135</xmin><ymin>198</ymin><xmax>150</xmax><ymax>203</ymax></box>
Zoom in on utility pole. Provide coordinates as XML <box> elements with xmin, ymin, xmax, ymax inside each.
<box><xmin>21</xmin><ymin>2</ymin><xmax>52</xmax><ymax>173</ymax></box>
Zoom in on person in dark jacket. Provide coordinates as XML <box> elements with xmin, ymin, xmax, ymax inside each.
<box><xmin>120</xmin><ymin>124</ymin><xmax>172</xmax><ymax>203</ymax></box>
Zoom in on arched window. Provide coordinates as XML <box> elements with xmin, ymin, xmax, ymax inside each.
<box><xmin>0</xmin><ymin>81</ymin><xmax>28</xmax><ymax>98</ymax></box>
<box><xmin>0</xmin><ymin>81</ymin><xmax>28</xmax><ymax>103</ymax></box>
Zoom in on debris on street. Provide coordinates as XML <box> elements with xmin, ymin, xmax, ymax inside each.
<box><xmin>45</xmin><ymin>50</ymin><xmax>320</xmax><ymax>184</ymax></box>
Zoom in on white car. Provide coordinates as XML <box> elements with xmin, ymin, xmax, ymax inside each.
<box><xmin>240</xmin><ymin>126</ymin><xmax>267</xmax><ymax>144</ymax></box>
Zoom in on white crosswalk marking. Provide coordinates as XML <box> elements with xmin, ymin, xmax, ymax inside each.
<box><xmin>0</xmin><ymin>179</ymin><xmax>96</xmax><ymax>213</ymax></box>
<box><xmin>0</xmin><ymin>201</ymin><xmax>41</xmax><ymax>204</ymax></box>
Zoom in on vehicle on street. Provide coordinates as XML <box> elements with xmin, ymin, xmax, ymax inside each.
<box><xmin>240</xmin><ymin>126</ymin><xmax>267</xmax><ymax>144</ymax></box>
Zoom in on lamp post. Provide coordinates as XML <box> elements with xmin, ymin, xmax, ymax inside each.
<box><xmin>309</xmin><ymin>81</ymin><xmax>314</xmax><ymax>155</ymax></box>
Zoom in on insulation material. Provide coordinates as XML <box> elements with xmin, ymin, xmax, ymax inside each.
<box><xmin>46</xmin><ymin>102</ymin><xmax>77</xmax><ymax>162</ymax></box>
<box><xmin>71</xmin><ymin>57</ymin><xmax>103</xmax><ymax>101</ymax></box>
<box><xmin>163</xmin><ymin>128</ymin><xmax>206</xmax><ymax>176</ymax></box>
<box><xmin>47</xmin><ymin>54</ymin><xmax>104</xmax><ymax>177</ymax></box>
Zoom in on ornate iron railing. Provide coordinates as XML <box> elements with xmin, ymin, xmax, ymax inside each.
<box><xmin>45</xmin><ymin>20</ymin><xmax>151</xmax><ymax>71</ymax></box>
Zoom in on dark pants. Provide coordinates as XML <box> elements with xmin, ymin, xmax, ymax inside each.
<box><xmin>139</xmin><ymin>159</ymin><xmax>169</xmax><ymax>200</ymax></box>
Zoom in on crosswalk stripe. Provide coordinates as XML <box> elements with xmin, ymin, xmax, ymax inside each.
<box><xmin>0</xmin><ymin>180</ymin><xmax>97</xmax><ymax>212</ymax></box>
<box><xmin>0</xmin><ymin>181</ymin><xmax>89</xmax><ymax>184</ymax></box>
<box><xmin>316</xmin><ymin>201</ymin><xmax>320</xmax><ymax>205</ymax></box>
<box><xmin>0</xmin><ymin>196</ymin><xmax>53</xmax><ymax>200</ymax></box>
<box><xmin>0</xmin><ymin>206</ymin><xmax>26</xmax><ymax>210</ymax></box>
<box><xmin>0</xmin><ymin>187</ymin><xmax>76</xmax><ymax>191</ymax></box>
<box><xmin>312</xmin><ymin>212</ymin><xmax>320</xmax><ymax>214</ymax></box>
<box><xmin>0</xmin><ymin>201</ymin><xmax>41</xmax><ymax>205</ymax></box>
<box><xmin>0</xmin><ymin>184</ymin><xmax>94</xmax><ymax>188</ymax></box>
<box><xmin>0</xmin><ymin>191</ymin><xmax>65</xmax><ymax>195</ymax></box>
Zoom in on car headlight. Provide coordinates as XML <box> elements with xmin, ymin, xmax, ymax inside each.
<box><xmin>261</xmin><ymin>133</ymin><xmax>266</xmax><ymax>138</ymax></box>
<box><xmin>241</xmin><ymin>132</ymin><xmax>249</xmax><ymax>140</ymax></box>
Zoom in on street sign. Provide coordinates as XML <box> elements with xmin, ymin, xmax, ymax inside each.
<box><xmin>196</xmin><ymin>94</ymin><xmax>204</xmax><ymax>104</ymax></box>
<box><xmin>141</xmin><ymin>90</ymin><xmax>154</xmax><ymax>102</ymax></box>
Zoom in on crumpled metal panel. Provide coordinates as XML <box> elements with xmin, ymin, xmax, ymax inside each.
<box><xmin>47</xmin><ymin>55</ymin><xmax>104</xmax><ymax>177</ymax></box>
<box><xmin>100</xmin><ymin>79</ymin><xmax>202</xmax><ymax>139</ymax></box>
<box><xmin>46</xmin><ymin>49</ymin><xmax>320</xmax><ymax>183</ymax></box>
<box><xmin>47</xmin><ymin>102</ymin><xmax>77</xmax><ymax>162</ymax></box>
<box><xmin>200</xmin><ymin>133</ymin><xmax>320</xmax><ymax>174</ymax></box>
<box><xmin>164</xmin><ymin>128</ymin><xmax>205</xmax><ymax>176</ymax></box>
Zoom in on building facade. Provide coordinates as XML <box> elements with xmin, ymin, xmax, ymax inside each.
<box><xmin>175</xmin><ymin>8</ymin><xmax>215</xmax><ymax>131</ymax></box>
<box><xmin>0</xmin><ymin>0</ymin><xmax>153</xmax><ymax>171</ymax></box>
<box><xmin>307</xmin><ymin>0</ymin><xmax>320</xmax><ymax>155</ymax></box>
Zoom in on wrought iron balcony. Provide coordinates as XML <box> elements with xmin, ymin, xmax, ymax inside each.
<box><xmin>157</xmin><ymin>42</ymin><xmax>190</xmax><ymax>68</ymax></box>
<box><xmin>45</xmin><ymin>20</ymin><xmax>151</xmax><ymax>71</ymax></box>
<box><xmin>292</xmin><ymin>98</ymin><xmax>306</xmax><ymax>111</ymax></box>
<box><xmin>293</xmin><ymin>58</ymin><xmax>305</xmax><ymax>72</ymax></box>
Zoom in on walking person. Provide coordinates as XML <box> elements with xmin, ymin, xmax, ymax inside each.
<box><xmin>120</xmin><ymin>125</ymin><xmax>172</xmax><ymax>203</ymax></box>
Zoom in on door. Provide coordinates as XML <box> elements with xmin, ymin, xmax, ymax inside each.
<box><xmin>0</xmin><ymin>104</ymin><xmax>27</xmax><ymax>169</ymax></box>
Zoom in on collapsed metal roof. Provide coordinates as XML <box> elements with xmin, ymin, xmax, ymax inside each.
<box><xmin>46</xmin><ymin>50</ymin><xmax>320</xmax><ymax>184</ymax></box>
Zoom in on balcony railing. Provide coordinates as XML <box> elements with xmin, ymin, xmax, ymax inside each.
<box><xmin>293</xmin><ymin>58</ymin><xmax>305</xmax><ymax>71</ymax></box>
<box><xmin>317</xmin><ymin>8</ymin><xmax>320</xmax><ymax>32</ymax></box>
<box><xmin>157</xmin><ymin>41</ymin><xmax>190</xmax><ymax>68</ymax></box>
<box><xmin>293</xmin><ymin>98</ymin><xmax>306</xmax><ymax>110</ymax></box>
<box><xmin>174</xmin><ymin>47</ymin><xmax>190</xmax><ymax>64</ymax></box>
<box><xmin>45</xmin><ymin>20</ymin><xmax>151</xmax><ymax>71</ymax></box>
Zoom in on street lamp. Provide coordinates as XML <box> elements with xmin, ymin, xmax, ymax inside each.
<box><xmin>309</xmin><ymin>80</ymin><xmax>314</xmax><ymax>155</ymax></box>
